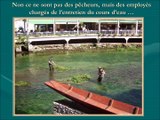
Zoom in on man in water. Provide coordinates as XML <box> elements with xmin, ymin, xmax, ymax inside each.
<box><xmin>97</xmin><ymin>67</ymin><xmax>106</xmax><ymax>82</ymax></box>
<box><xmin>48</xmin><ymin>58</ymin><xmax>56</xmax><ymax>71</ymax></box>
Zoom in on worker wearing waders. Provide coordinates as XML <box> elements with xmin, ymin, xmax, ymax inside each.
<box><xmin>97</xmin><ymin>67</ymin><xmax>106</xmax><ymax>82</ymax></box>
<box><xmin>48</xmin><ymin>58</ymin><xmax>56</xmax><ymax>71</ymax></box>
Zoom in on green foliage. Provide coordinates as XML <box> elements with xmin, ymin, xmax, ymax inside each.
<box><xmin>55</xmin><ymin>65</ymin><xmax>70</xmax><ymax>72</ymax></box>
<box><xmin>15</xmin><ymin>81</ymin><xmax>31</xmax><ymax>87</ymax></box>
<box><xmin>18</xmin><ymin>35</ymin><xmax>26</xmax><ymax>42</ymax></box>
<box><xmin>69</xmin><ymin>74</ymin><xmax>91</xmax><ymax>84</ymax></box>
<box><xmin>15</xmin><ymin>92</ymin><xmax>61</xmax><ymax>114</ymax></box>
<box><xmin>135</xmin><ymin>79</ymin><xmax>142</xmax><ymax>84</ymax></box>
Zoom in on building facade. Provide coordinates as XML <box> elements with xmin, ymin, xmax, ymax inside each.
<box><xmin>14</xmin><ymin>18</ymin><xmax>143</xmax><ymax>36</ymax></box>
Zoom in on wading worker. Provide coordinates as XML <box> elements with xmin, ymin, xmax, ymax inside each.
<box><xmin>97</xmin><ymin>67</ymin><xmax>106</xmax><ymax>82</ymax></box>
<box><xmin>48</xmin><ymin>58</ymin><xmax>56</xmax><ymax>71</ymax></box>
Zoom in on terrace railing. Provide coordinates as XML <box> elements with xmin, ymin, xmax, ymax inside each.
<box><xmin>15</xmin><ymin>29</ymin><xmax>142</xmax><ymax>37</ymax></box>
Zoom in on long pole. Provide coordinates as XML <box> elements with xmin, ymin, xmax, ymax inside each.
<box><xmin>117</xmin><ymin>20</ymin><xmax>120</xmax><ymax>36</ymax></box>
<box><xmin>77</xmin><ymin>19</ymin><xmax>79</xmax><ymax>35</ymax></box>
<box><xmin>98</xmin><ymin>21</ymin><xmax>101</xmax><ymax>33</ymax></box>
<box><xmin>135</xmin><ymin>20</ymin><xmax>138</xmax><ymax>35</ymax></box>
<box><xmin>53</xmin><ymin>18</ymin><xmax>56</xmax><ymax>35</ymax></box>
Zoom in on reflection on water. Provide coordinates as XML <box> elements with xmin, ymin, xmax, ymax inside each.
<box><xmin>15</xmin><ymin>48</ymin><xmax>142</xmax><ymax>114</ymax></box>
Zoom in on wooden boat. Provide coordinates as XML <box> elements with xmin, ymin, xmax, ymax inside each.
<box><xmin>44</xmin><ymin>80</ymin><xmax>142</xmax><ymax>115</ymax></box>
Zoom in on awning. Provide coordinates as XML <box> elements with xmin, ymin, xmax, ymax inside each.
<box><xmin>28</xmin><ymin>20</ymin><xmax>53</xmax><ymax>24</ymax></box>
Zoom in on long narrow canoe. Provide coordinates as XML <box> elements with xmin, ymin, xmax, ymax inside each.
<box><xmin>45</xmin><ymin>80</ymin><xmax>142</xmax><ymax>115</ymax></box>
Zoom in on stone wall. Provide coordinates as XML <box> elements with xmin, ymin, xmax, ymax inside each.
<box><xmin>16</xmin><ymin>43</ymin><xmax>142</xmax><ymax>53</ymax></box>
<box><xmin>53</xmin><ymin>99</ymin><xmax>96</xmax><ymax>114</ymax></box>
<box><xmin>53</xmin><ymin>102</ymin><xmax>84</xmax><ymax>115</ymax></box>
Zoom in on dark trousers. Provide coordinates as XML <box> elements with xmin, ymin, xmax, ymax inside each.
<box><xmin>97</xmin><ymin>76</ymin><xmax>103</xmax><ymax>82</ymax></box>
<box><xmin>49</xmin><ymin>64</ymin><xmax>54</xmax><ymax>71</ymax></box>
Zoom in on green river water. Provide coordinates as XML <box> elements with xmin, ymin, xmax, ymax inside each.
<box><xmin>15</xmin><ymin>47</ymin><xmax>142</xmax><ymax>114</ymax></box>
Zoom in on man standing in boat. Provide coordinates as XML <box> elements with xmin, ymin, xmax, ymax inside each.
<box><xmin>97</xmin><ymin>67</ymin><xmax>106</xmax><ymax>82</ymax></box>
<box><xmin>48</xmin><ymin>58</ymin><xmax>56</xmax><ymax>71</ymax></box>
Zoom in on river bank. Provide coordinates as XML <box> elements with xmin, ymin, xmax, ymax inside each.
<box><xmin>15</xmin><ymin>43</ymin><xmax>142</xmax><ymax>53</ymax></box>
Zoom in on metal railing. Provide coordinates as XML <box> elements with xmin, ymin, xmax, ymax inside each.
<box><xmin>15</xmin><ymin>29</ymin><xmax>142</xmax><ymax>37</ymax></box>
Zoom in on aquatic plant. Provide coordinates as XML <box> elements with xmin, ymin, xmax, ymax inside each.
<box><xmin>69</xmin><ymin>74</ymin><xmax>91</xmax><ymax>84</ymax></box>
<box><xmin>135</xmin><ymin>79</ymin><xmax>142</xmax><ymax>85</ymax></box>
<box><xmin>15</xmin><ymin>81</ymin><xmax>31</xmax><ymax>87</ymax></box>
<box><xmin>55</xmin><ymin>65</ymin><xmax>71</xmax><ymax>72</ymax></box>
